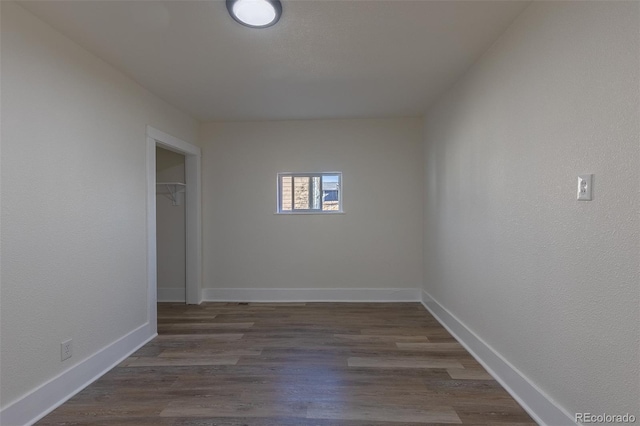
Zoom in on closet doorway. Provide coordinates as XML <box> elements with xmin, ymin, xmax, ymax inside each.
<box><xmin>146</xmin><ymin>126</ymin><xmax>202</xmax><ymax>332</ymax></box>
<box><xmin>156</xmin><ymin>147</ymin><xmax>186</xmax><ymax>302</ymax></box>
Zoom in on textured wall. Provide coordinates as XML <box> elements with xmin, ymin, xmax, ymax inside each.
<box><xmin>156</xmin><ymin>147</ymin><xmax>186</xmax><ymax>297</ymax></box>
<box><xmin>423</xmin><ymin>1</ymin><xmax>639</xmax><ymax>416</ymax></box>
<box><xmin>200</xmin><ymin>118</ymin><xmax>424</xmax><ymax>291</ymax></box>
<box><xmin>0</xmin><ymin>2</ymin><xmax>198</xmax><ymax>408</ymax></box>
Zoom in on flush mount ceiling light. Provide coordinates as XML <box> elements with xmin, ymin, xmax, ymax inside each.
<box><xmin>226</xmin><ymin>0</ymin><xmax>282</xmax><ymax>28</ymax></box>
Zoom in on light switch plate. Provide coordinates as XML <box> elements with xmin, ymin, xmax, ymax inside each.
<box><xmin>577</xmin><ymin>174</ymin><xmax>593</xmax><ymax>201</ymax></box>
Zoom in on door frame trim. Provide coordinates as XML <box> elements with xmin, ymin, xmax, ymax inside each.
<box><xmin>146</xmin><ymin>126</ymin><xmax>202</xmax><ymax>323</ymax></box>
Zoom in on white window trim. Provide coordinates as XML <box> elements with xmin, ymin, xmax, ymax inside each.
<box><xmin>276</xmin><ymin>172</ymin><xmax>344</xmax><ymax>214</ymax></box>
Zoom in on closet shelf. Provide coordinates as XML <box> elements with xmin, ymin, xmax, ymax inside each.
<box><xmin>156</xmin><ymin>182</ymin><xmax>186</xmax><ymax>206</ymax></box>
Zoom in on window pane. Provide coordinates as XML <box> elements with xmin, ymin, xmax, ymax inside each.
<box><xmin>281</xmin><ymin>175</ymin><xmax>292</xmax><ymax>211</ymax></box>
<box><xmin>294</xmin><ymin>176</ymin><xmax>310</xmax><ymax>210</ymax></box>
<box><xmin>322</xmin><ymin>174</ymin><xmax>340</xmax><ymax>211</ymax></box>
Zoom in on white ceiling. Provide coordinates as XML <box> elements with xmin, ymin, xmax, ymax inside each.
<box><xmin>20</xmin><ymin>1</ymin><xmax>529</xmax><ymax>121</ymax></box>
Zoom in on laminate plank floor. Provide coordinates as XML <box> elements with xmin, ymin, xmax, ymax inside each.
<box><xmin>37</xmin><ymin>303</ymin><xmax>535</xmax><ymax>425</ymax></box>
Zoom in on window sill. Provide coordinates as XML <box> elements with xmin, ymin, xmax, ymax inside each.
<box><xmin>274</xmin><ymin>211</ymin><xmax>345</xmax><ymax>215</ymax></box>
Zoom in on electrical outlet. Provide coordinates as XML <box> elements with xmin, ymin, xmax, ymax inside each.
<box><xmin>577</xmin><ymin>174</ymin><xmax>593</xmax><ymax>201</ymax></box>
<box><xmin>61</xmin><ymin>339</ymin><xmax>72</xmax><ymax>361</ymax></box>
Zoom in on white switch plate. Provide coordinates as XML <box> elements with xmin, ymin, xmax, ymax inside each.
<box><xmin>577</xmin><ymin>174</ymin><xmax>593</xmax><ymax>201</ymax></box>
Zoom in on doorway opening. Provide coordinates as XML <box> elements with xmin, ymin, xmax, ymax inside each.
<box><xmin>146</xmin><ymin>126</ymin><xmax>202</xmax><ymax>333</ymax></box>
<box><xmin>156</xmin><ymin>147</ymin><xmax>186</xmax><ymax>302</ymax></box>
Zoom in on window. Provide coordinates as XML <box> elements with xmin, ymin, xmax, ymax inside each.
<box><xmin>277</xmin><ymin>172</ymin><xmax>342</xmax><ymax>214</ymax></box>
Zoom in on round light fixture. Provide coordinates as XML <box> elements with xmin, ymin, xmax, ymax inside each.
<box><xmin>226</xmin><ymin>0</ymin><xmax>282</xmax><ymax>28</ymax></box>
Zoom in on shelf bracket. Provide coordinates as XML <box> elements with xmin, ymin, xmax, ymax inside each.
<box><xmin>156</xmin><ymin>182</ymin><xmax>186</xmax><ymax>206</ymax></box>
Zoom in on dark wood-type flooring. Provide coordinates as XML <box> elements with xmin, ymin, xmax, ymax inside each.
<box><xmin>37</xmin><ymin>302</ymin><xmax>535</xmax><ymax>425</ymax></box>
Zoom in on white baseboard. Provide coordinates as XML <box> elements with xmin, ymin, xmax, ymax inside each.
<box><xmin>0</xmin><ymin>289</ymin><xmax>573</xmax><ymax>426</ymax></box>
<box><xmin>202</xmin><ymin>287</ymin><xmax>421</xmax><ymax>302</ymax></box>
<box><xmin>0</xmin><ymin>323</ymin><xmax>156</xmax><ymax>426</ymax></box>
<box><xmin>157</xmin><ymin>287</ymin><xmax>186</xmax><ymax>302</ymax></box>
<box><xmin>420</xmin><ymin>290</ymin><xmax>575</xmax><ymax>426</ymax></box>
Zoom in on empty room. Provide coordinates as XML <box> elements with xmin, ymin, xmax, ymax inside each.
<box><xmin>0</xmin><ymin>1</ymin><xmax>638</xmax><ymax>425</ymax></box>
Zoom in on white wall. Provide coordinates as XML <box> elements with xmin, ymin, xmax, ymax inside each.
<box><xmin>0</xmin><ymin>1</ymin><xmax>198</xmax><ymax>410</ymax></box>
<box><xmin>423</xmin><ymin>1</ymin><xmax>639</xmax><ymax>418</ymax></box>
<box><xmin>200</xmin><ymin>118</ymin><xmax>423</xmax><ymax>297</ymax></box>
<box><xmin>156</xmin><ymin>147</ymin><xmax>186</xmax><ymax>301</ymax></box>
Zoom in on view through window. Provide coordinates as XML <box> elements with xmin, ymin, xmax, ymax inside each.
<box><xmin>277</xmin><ymin>172</ymin><xmax>342</xmax><ymax>213</ymax></box>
